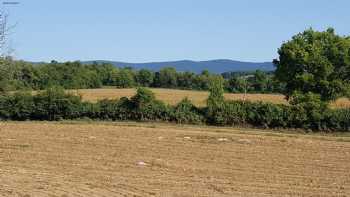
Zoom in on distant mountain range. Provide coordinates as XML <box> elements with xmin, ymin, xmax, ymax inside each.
<box><xmin>82</xmin><ymin>59</ymin><xmax>275</xmax><ymax>73</ymax></box>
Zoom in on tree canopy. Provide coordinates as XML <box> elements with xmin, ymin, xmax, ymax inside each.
<box><xmin>274</xmin><ymin>28</ymin><xmax>350</xmax><ymax>101</ymax></box>
<box><xmin>0</xmin><ymin>59</ymin><xmax>281</xmax><ymax>94</ymax></box>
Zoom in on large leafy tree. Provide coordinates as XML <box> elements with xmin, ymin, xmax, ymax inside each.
<box><xmin>251</xmin><ymin>70</ymin><xmax>268</xmax><ymax>92</ymax></box>
<box><xmin>227</xmin><ymin>76</ymin><xmax>247</xmax><ymax>93</ymax></box>
<box><xmin>112</xmin><ymin>68</ymin><xmax>135</xmax><ymax>88</ymax></box>
<box><xmin>177</xmin><ymin>71</ymin><xmax>195</xmax><ymax>89</ymax></box>
<box><xmin>207</xmin><ymin>76</ymin><xmax>225</xmax><ymax>109</ymax></box>
<box><xmin>157</xmin><ymin>67</ymin><xmax>178</xmax><ymax>88</ymax></box>
<box><xmin>274</xmin><ymin>28</ymin><xmax>350</xmax><ymax>101</ymax></box>
<box><xmin>136</xmin><ymin>69</ymin><xmax>154</xmax><ymax>87</ymax></box>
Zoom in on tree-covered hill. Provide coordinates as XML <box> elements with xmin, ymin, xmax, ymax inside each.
<box><xmin>82</xmin><ymin>59</ymin><xmax>274</xmax><ymax>73</ymax></box>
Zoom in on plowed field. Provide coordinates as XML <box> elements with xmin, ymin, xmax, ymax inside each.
<box><xmin>0</xmin><ymin>122</ymin><xmax>349</xmax><ymax>196</ymax></box>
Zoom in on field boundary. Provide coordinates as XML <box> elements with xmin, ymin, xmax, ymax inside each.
<box><xmin>2</xmin><ymin>120</ymin><xmax>350</xmax><ymax>142</ymax></box>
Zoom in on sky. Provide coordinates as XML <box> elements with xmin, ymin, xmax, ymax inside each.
<box><xmin>3</xmin><ymin>0</ymin><xmax>350</xmax><ymax>62</ymax></box>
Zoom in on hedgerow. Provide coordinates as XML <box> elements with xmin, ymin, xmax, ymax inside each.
<box><xmin>0</xmin><ymin>87</ymin><xmax>349</xmax><ymax>132</ymax></box>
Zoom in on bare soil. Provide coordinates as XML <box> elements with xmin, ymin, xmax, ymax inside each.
<box><xmin>0</xmin><ymin>122</ymin><xmax>349</xmax><ymax>196</ymax></box>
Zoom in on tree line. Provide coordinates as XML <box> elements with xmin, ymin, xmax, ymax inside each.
<box><xmin>1</xmin><ymin>28</ymin><xmax>350</xmax><ymax>132</ymax></box>
<box><xmin>0</xmin><ymin>58</ymin><xmax>284</xmax><ymax>93</ymax></box>
<box><xmin>0</xmin><ymin>83</ymin><xmax>349</xmax><ymax>132</ymax></box>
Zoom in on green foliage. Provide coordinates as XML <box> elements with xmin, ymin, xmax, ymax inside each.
<box><xmin>33</xmin><ymin>86</ymin><xmax>84</xmax><ymax>120</ymax></box>
<box><xmin>245</xmin><ymin>102</ymin><xmax>288</xmax><ymax>128</ymax></box>
<box><xmin>274</xmin><ymin>28</ymin><xmax>350</xmax><ymax>102</ymax></box>
<box><xmin>289</xmin><ymin>92</ymin><xmax>327</xmax><ymax>130</ymax></box>
<box><xmin>223</xmin><ymin>71</ymin><xmax>282</xmax><ymax>93</ymax></box>
<box><xmin>37</xmin><ymin>61</ymin><xmax>102</xmax><ymax>89</ymax></box>
<box><xmin>0</xmin><ymin>87</ymin><xmax>349</xmax><ymax>132</ymax></box>
<box><xmin>176</xmin><ymin>72</ymin><xmax>196</xmax><ymax>90</ymax></box>
<box><xmin>251</xmin><ymin>70</ymin><xmax>268</xmax><ymax>92</ymax></box>
<box><xmin>112</xmin><ymin>68</ymin><xmax>135</xmax><ymax>88</ymax></box>
<box><xmin>134</xmin><ymin>100</ymin><xmax>171</xmax><ymax>121</ymax></box>
<box><xmin>129</xmin><ymin>87</ymin><xmax>171</xmax><ymax>121</ymax></box>
<box><xmin>0</xmin><ymin>58</ymin><xmax>37</xmax><ymax>90</ymax></box>
<box><xmin>207</xmin><ymin>76</ymin><xmax>225</xmax><ymax>109</ymax></box>
<box><xmin>131</xmin><ymin>87</ymin><xmax>156</xmax><ymax>108</ymax></box>
<box><xmin>155</xmin><ymin>67</ymin><xmax>178</xmax><ymax>88</ymax></box>
<box><xmin>0</xmin><ymin>58</ymin><xmax>285</xmax><ymax>94</ymax></box>
<box><xmin>206</xmin><ymin>76</ymin><xmax>226</xmax><ymax>124</ymax></box>
<box><xmin>207</xmin><ymin>101</ymin><xmax>247</xmax><ymax>126</ymax></box>
<box><xmin>136</xmin><ymin>69</ymin><xmax>154</xmax><ymax>87</ymax></box>
<box><xmin>0</xmin><ymin>80</ymin><xmax>8</xmax><ymax>93</ymax></box>
<box><xmin>323</xmin><ymin>109</ymin><xmax>350</xmax><ymax>131</ymax></box>
<box><xmin>172</xmin><ymin>97</ymin><xmax>204</xmax><ymax>124</ymax></box>
<box><xmin>87</xmin><ymin>63</ymin><xmax>116</xmax><ymax>85</ymax></box>
<box><xmin>96</xmin><ymin>98</ymin><xmax>132</xmax><ymax>120</ymax></box>
<box><xmin>289</xmin><ymin>92</ymin><xmax>327</xmax><ymax>110</ymax></box>
<box><xmin>9</xmin><ymin>91</ymin><xmax>35</xmax><ymax>120</ymax></box>
<box><xmin>227</xmin><ymin>76</ymin><xmax>247</xmax><ymax>93</ymax></box>
<box><xmin>0</xmin><ymin>94</ymin><xmax>9</xmax><ymax>119</ymax></box>
<box><xmin>0</xmin><ymin>91</ymin><xmax>34</xmax><ymax>120</ymax></box>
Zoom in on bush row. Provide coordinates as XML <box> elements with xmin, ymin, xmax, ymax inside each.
<box><xmin>0</xmin><ymin>87</ymin><xmax>349</xmax><ymax>132</ymax></box>
<box><xmin>208</xmin><ymin>101</ymin><xmax>350</xmax><ymax>131</ymax></box>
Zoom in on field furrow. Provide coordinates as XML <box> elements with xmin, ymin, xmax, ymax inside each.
<box><xmin>0</xmin><ymin>122</ymin><xmax>349</xmax><ymax>196</ymax></box>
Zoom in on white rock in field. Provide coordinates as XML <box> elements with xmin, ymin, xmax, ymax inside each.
<box><xmin>137</xmin><ymin>161</ymin><xmax>148</xmax><ymax>166</ymax></box>
<box><xmin>218</xmin><ymin>138</ymin><xmax>229</xmax><ymax>142</ymax></box>
<box><xmin>184</xmin><ymin>137</ymin><xmax>191</xmax><ymax>140</ymax></box>
<box><xmin>89</xmin><ymin>136</ymin><xmax>97</xmax><ymax>139</ymax></box>
<box><xmin>158</xmin><ymin>136</ymin><xmax>164</xmax><ymax>140</ymax></box>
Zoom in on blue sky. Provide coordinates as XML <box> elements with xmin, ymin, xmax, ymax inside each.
<box><xmin>4</xmin><ymin>0</ymin><xmax>350</xmax><ymax>62</ymax></box>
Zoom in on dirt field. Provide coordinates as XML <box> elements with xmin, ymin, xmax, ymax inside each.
<box><xmin>68</xmin><ymin>88</ymin><xmax>350</xmax><ymax>108</ymax></box>
<box><xmin>0</xmin><ymin>122</ymin><xmax>349</xmax><ymax>197</ymax></box>
<box><xmin>69</xmin><ymin>88</ymin><xmax>288</xmax><ymax>106</ymax></box>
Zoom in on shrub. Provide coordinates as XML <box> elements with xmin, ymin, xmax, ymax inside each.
<box><xmin>9</xmin><ymin>92</ymin><xmax>35</xmax><ymax>120</ymax></box>
<box><xmin>172</xmin><ymin>98</ymin><xmax>204</xmax><ymax>124</ymax></box>
<box><xmin>207</xmin><ymin>76</ymin><xmax>225</xmax><ymax>109</ymax></box>
<box><xmin>0</xmin><ymin>92</ymin><xmax>35</xmax><ymax>120</ymax></box>
<box><xmin>207</xmin><ymin>101</ymin><xmax>247</xmax><ymax>126</ymax></box>
<box><xmin>33</xmin><ymin>86</ymin><xmax>83</xmax><ymax>120</ymax></box>
<box><xmin>245</xmin><ymin>102</ymin><xmax>288</xmax><ymax>128</ymax></box>
<box><xmin>322</xmin><ymin>109</ymin><xmax>350</xmax><ymax>132</ymax></box>
<box><xmin>131</xmin><ymin>87</ymin><xmax>156</xmax><ymax>109</ymax></box>
<box><xmin>285</xmin><ymin>105</ymin><xmax>308</xmax><ymax>129</ymax></box>
<box><xmin>0</xmin><ymin>87</ymin><xmax>349</xmax><ymax>132</ymax></box>
<box><xmin>97</xmin><ymin>99</ymin><xmax>121</xmax><ymax>120</ymax></box>
<box><xmin>97</xmin><ymin>97</ymin><xmax>137</xmax><ymax>121</ymax></box>
<box><xmin>206</xmin><ymin>76</ymin><xmax>226</xmax><ymax>123</ymax></box>
<box><xmin>126</xmin><ymin>87</ymin><xmax>171</xmax><ymax>121</ymax></box>
<box><xmin>0</xmin><ymin>93</ymin><xmax>11</xmax><ymax>120</ymax></box>
<box><xmin>289</xmin><ymin>92</ymin><xmax>327</xmax><ymax>130</ymax></box>
<box><xmin>77</xmin><ymin>102</ymin><xmax>100</xmax><ymax>120</ymax></box>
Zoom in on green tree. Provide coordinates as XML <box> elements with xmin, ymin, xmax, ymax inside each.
<box><xmin>194</xmin><ymin>70</ymin><xmax>211</xmax><ymax>90</ymax></box>
<box><xmin>131</xmin><ymin>87</ymin><xmax>156</xmax><ymax>108</ymax></box>
<box><xmin>206</xmin><ymin>76</ymin><xmax>225</xmax><ymax>124</ymax></box>
<box><xmin>201</xmin><ymin>70</ymin><xmax>210</xmax><ymax>77</ymax></box>
<box><xmin>112</xmin><ymin>68</ymin><xmax>135</xmax><ymax>88</ymax></box>
<box><xmin>251</xmin><ymin>70</ymin><xmax>268</xmax><ymax>92</ymax></box>
<box><xmin>136</xmin><ymin>69</ymin><xmax>154</xmax><ymax>87</ymax></box>
<box><xmin>87</xmin><ymin>62</ymin><xmax>117</xmax><ymax>85</ymax></box>
<box><xmin>0</xmin><ymin>58</ymin><xmax>32</xmax><ymax>91</ymax></box>
<box><xmin>36</xmin><ymin>61</ymin><xmax>102</xmax><ymax>89</ymax></box>
<box><xmin>158</xmin><ymin>67</ymin><xmax>178</xmax><ymax>88</ymax></box>
<box><xmin>207</xmin><ymin>76</ymin><xmax>225</xmax><ymax>109</ymax></box>
<box><xmin>227</xmin><ymin>76</ymin><xmax>248</xmax><ymax>93</ymax></box>
<box><xmin>274</xmin><ymin>28</ymin><xmax>350</xmax><ymax>102</ymax></box>
<box><xmin>177</xmin><ymin>71</ymin><xmax>195</xmax><ymax>89</ymax></box>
